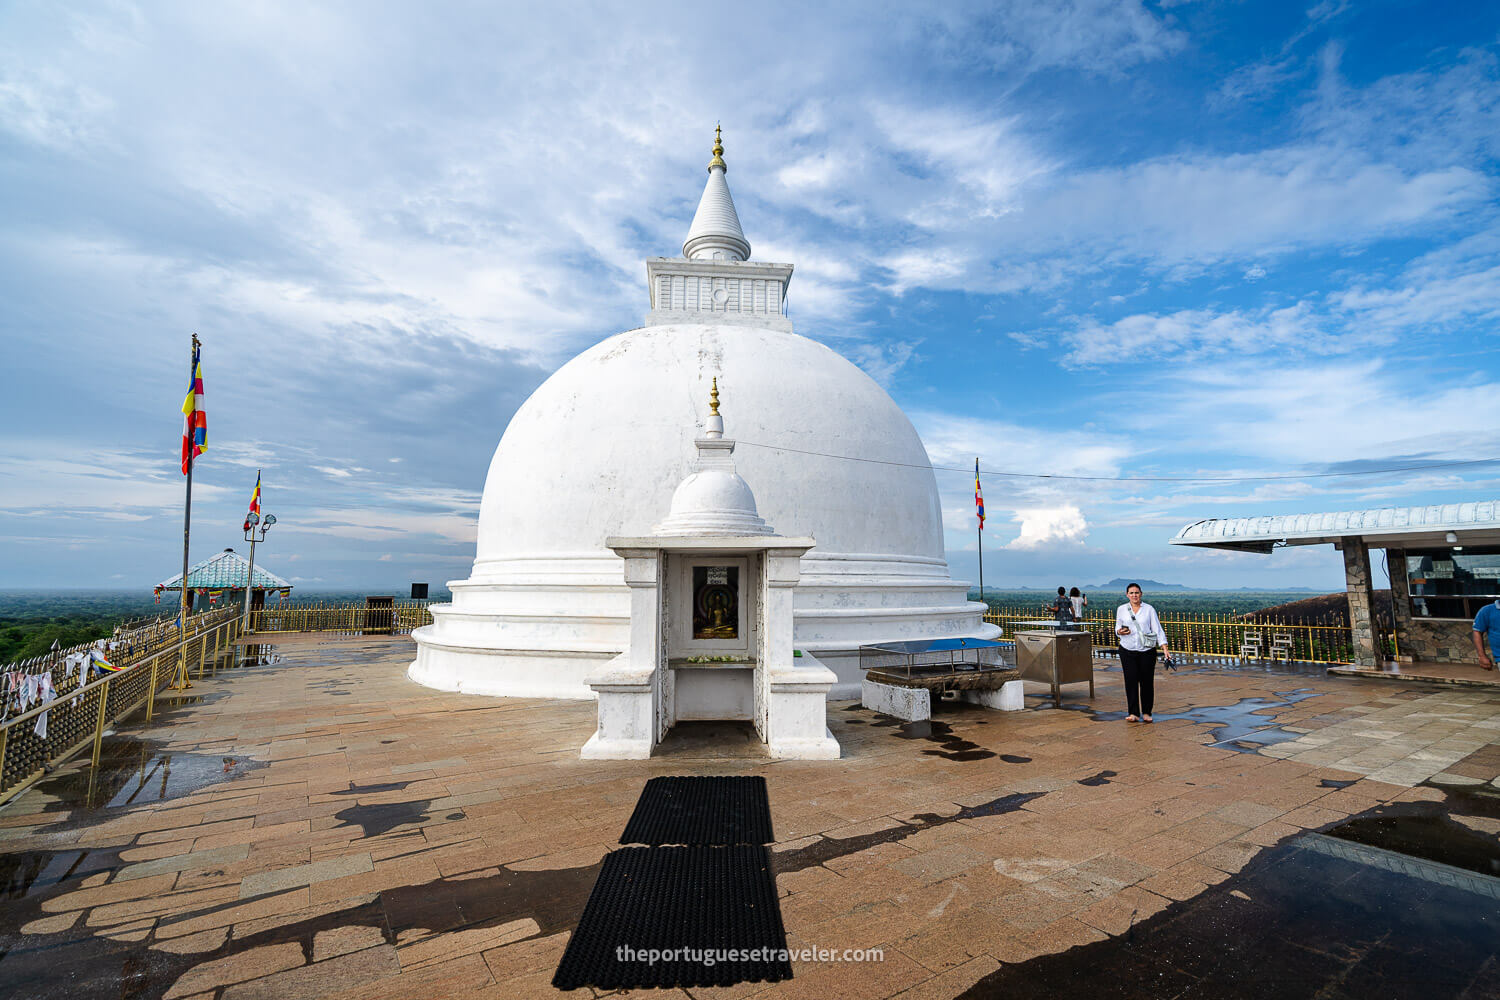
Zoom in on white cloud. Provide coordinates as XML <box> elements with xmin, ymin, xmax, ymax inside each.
<box><xmin>1335</xmin><ymin>263</ymin><xmax>1500</xmax><ymax>333</ymax></box>
<box><xmin>313</xmin><ymin>465</ymin><xmax>366</xmax><ymax>479</ymax></box>
<box><xmin>1025</xmin><ymin>152</ymin><xmax>1483</xmax><ymax>266</ymax></box>
<box><xmin>777</xmin><ymin>154</ymin><xmax>837</xmax><ymax>191</ymax></box>
<box><xmin>913</xmin><ymin>411</ymin><xmax>1128</xmax><ymax>481</ymax></box>
<box><xmin>1135</xmin><ymin>358</ymin><xmax>1500</xmax><ymax>466</ymax></box>
<box><xmin>1006</xmin><ymin>505</ymin><xmax>1089</xmax><ymax>549</ymax></box>
<box><xmin>0</xmin><ymin>447</ymin><xmax>231</xmax><ymax>515</ymax></box>
<box><xmin>1055</xmin><ymin>302</ymin><xmax>1331</xmax><ymax>368</ymax></box>
<box><xmin>847</xmin><ymin>340</ymin><xmax>920</xmax><ymax>386</ymax></box>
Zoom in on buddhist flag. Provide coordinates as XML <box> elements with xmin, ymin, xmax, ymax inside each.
<box><xmin>180</xmin><ymin>341</ymin><xmax>207</xmax><ymax>474</ymax></box>
<box><xmin>974</xmin><ymin>458</ymin><xmax>985</xmax><ymax>531</ymax></box>
<box><xmin>244</xmin><ymin>471</ymin><xmax>261</xmax><ymax>530</ymax></box>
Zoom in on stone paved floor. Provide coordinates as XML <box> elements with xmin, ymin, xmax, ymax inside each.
<box><xmin>1</xmin><ymin>635</ymin><xmax>1498</xmax><ymax>999</ymax></box>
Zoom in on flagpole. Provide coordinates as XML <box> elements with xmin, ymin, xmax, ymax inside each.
<box><xmin>242</xmin><ymin>471</ymin><xmax>259</xmax><ymax>636</ymax></box>
<box><xmin>175</xmin><ymin>334</ymin><xmax>201</xmax><ymax>690</ymax></box>
<box><xmin>976</xmin><ymin>458</ymin><xmax>984</xmax><ymax>607</ymax></box>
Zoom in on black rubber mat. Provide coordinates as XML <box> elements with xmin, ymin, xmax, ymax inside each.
<box><xmin>552</xmin><ymin>845</ymin><xmax>791</xmax><ymax>990</ymax></box>
<box><xmin>619</xmin><ymin>775</ymin><xmax>774</xmax><ymax>845</ymax></box>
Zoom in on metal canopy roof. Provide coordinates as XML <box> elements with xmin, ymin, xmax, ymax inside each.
<box><xmin>1171</xmin><ymin>501</ymin><xmax>1500</xmax><ymax>554</ymax></box>
<box><xmin>157</xmin><ymin>548</ymin><xmax>292</xmax><ymax>591</ymax></box>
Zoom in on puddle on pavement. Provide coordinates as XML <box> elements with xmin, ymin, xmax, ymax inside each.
<box><xmin>958</xmin><ymin>788</ymin><xmax>1500</xmax><ymax>999</ymax></box>
<box><xmin>1181</xmin><ymin>659</ymin><xmax>1334</xmax><ymax>680</ymax></box>
<box><xmin>848</xmin><ymin>699</ymin><xmax>1042</xmax><ymax>763</ymax></box>
<box><xmin>26</xmin><ymin>736</ymin><xmax>264</xmax><ymax>818</ymax></box>
<box><xmin>1054</xmin><ymin>688</ymin><xmax>1323</xmax><ymax>754</ymax></box>
<box><xmin>868</xmin><ymin>716</ymin><xmax>998</xmax><ymax>762</ymax></box>
<box><xmin>1324</xmin><ymin>796</ymin><xmax>1500</xmax><ymax>878</ymax></box>
<box><xmin>153</xmin><ymin>695</ymin><xmax>204</xmax><ymax>707</ymax></box>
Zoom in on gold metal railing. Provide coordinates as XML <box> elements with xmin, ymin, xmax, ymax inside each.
<box><xmin>0</xmin><ymin>608</ymin><xmax>242</xmax><ymax>804</ymax></box>
<box><xmin>0</xmin><ymin>608</ymin><xmax>231</xmax><ymax>700</ymax></box>
<box><xmin>247</xmin><ymin>601</ymin><xmax>433</xmax><ymax>635</ymax></box>
<box><xmin>982</xmin><ymin>607</ymin><xmax>1385</xmax><ymax>665</ymax></box>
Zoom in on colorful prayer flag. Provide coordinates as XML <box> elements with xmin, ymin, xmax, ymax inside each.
<box><xmin>245</xmin><ymin>471</ymin><xmax>261</xmax><ymax>530</ymax></box>
<box><xmin>974</xmin><ymin>459</ymin><xmax>985</xmax><ymax>531</ymax></box>
<box><xmin>180</xmin><ymin>341</ymin><xmax>207</xmax><ymax>474</ymax></box>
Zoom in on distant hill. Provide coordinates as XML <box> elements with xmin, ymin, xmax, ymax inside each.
<box><xmin>1091</xmin><ymin>578</ymin><xmax>1189</xmax><ymax>591</ymax></box>
<box><xmin>1086</xmin><ymin>579</ymin><xmax>1319</xmax><ymax>593</ymax></box>
<box><xmin>1242</xmin><ymin>591</ymin><xmax>1393</xmax><ymax>624</ymax></box>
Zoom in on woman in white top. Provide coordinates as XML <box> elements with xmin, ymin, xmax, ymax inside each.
<box><xmin>1070</xmin><ymin>587</ymin><xmax>1086</xmax><ymax>620</ymax></box>
<box><xmin>1114</xmin><ymin>583</ymin><xmax>1171</xmax><ymax>723</ymax></box>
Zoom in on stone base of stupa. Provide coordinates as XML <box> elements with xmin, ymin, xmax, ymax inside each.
<box><xmin>408</xmin><ymin>554</ymin><xmax>996</xmax><ymax>701</ymax></box>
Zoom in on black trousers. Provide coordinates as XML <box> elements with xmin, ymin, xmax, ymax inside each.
<box><xmin>1118</xmin><ymin>647</ymin><xmax>1158</xmax><ymax>716</ymax></box>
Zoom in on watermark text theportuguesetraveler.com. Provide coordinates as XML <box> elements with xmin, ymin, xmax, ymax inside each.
<box><xmin>616</xmin><ymin>945</ymin><xmax>884</xmax><ymax>966</ymax></box>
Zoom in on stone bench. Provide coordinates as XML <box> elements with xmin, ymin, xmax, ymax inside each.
<box><xmin>861</xmin><ymin>669</ymin><xmax>1024</xmax><ymax>723</ymax></box>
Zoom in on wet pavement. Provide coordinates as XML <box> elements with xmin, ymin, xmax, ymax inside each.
<box><xmin>1049</xmin><ymin>682</ymin><xmax>1327</xmax><ymax>753</ymax></box>
<box><xmin>23</xmin><ymin>732</ymin><xmax>261</xmax><ymax>818</ymax></box>
<box><xmin>959</xmin><ymin>798</ymin><xmax>1500</xmax><ymax>999</ymax></box>
<box><xmin>0</xmin><ymin>633</ymin><xmax>1495</xmax><ymax>998</ymax></box>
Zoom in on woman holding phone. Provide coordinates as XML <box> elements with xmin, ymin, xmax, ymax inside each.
<box><xmin>1115</xmin><ymin>583</ymin><xmax>1171</xmax><ymax>723</ymax></box>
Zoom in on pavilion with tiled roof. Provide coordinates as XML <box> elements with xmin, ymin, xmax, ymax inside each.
<box><xmin>156</xmin><ymin>547</ymin><xmax>291</xmax><ymax>610</ymax></box>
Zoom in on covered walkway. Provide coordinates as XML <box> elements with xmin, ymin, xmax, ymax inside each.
<box><xmin>1173</xmin><ymin>501</ymin><xmax>1500</xmax><ymax>669</ymax></box>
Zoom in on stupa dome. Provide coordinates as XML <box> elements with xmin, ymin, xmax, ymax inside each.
<box><xmin>657</xmin><ymin>469</ymin><xmax>764</xmax><ymax>534</ymax></box>
<box><xmin>470</xmin><ymin>327</ymin><xmax>937</xmax><ymax>565</ymax></box>
<box><xmin>410</xmin><ymin>132</ymin><xmax>993</xmax><ymax>699</ymax></box>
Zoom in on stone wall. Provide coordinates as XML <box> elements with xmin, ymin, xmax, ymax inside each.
<box><xmin>1342</xmin><ymin>537</ymin><xmax>1379</xmax><ymax>667</ymax></box>
<box><xmin>1387</xmin><ymin>547</ymin><xmax>1480</xmax><ymax>664</ymax></box>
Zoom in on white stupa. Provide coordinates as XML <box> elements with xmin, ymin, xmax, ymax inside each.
<box><xmin>410</xmin><ymin>129</ymin><xmax>996</xmax><ymax>700</ymax></box>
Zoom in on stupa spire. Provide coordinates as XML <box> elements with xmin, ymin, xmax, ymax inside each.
<box><xmin>709</xmin><ymin>124</ymin><xmax>726</xmax><ymax>171</ymax></box>
<box><xmin>683</xmin><ymin>125</ymin><xmax>751</xmax><ymax>261</ymax></box>
<box><xmin>705</xmin><ymin>377</ymin><xmax>724</xmax><ymax>438</ymax></box>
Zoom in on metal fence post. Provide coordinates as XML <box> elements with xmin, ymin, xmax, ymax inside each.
<box><xmin>91</xmin><ymin>678</ymin><xmax>111</xmax><ymax>768</ymax></box>
<box><xmin>147</xmin><ymin>654</ymin><xmax>161</xmax><ymax>720</ymax></box>
<box><xmin>197</xmin><ymin>632</ymin><xmax>208</xmax><ymax>679</ymax></box>
<box><xmin>0</xmin><ymin>727</ymin><xmax>8</xmax><ymax>794</ymax></box>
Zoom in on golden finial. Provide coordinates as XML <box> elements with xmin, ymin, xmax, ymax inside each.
<box><xmin>709</xmin><ymin>377</ymin><xmax>720</xmax><ymax>415</ymax></box>
<box><xmin>709</xmin><ymin>123</ymin><xmax>726</xmax><ymax>171</ymax></box>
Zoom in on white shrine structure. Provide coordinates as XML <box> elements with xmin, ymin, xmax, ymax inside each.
<box><xmin>583</xmin><ymin>379</ymin><xmax>840</xmax><ymax>759</ymax></box>
<box><xmin>409</xmin><ymin>129</ymin><xmax>995</xmax><ymax>720</ymax></box>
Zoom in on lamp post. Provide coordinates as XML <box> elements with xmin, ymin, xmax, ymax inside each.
<box><xmin>241</xmin><ymin>511</ymin><xmax>277</xmax><ymax>635</ymax></box>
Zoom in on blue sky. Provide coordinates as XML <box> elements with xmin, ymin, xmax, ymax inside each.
<box><xmin>2</xmin><ymin>1</ymin><xmax>1498</xmax><ymax>593</ymax></box>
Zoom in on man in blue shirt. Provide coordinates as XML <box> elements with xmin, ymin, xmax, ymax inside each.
<box><xmin>1471</xmin><ymin>601</ymin><xmax>1500</xmax><ymax>671</ymax></box>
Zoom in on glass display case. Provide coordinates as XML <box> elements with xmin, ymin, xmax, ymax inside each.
<box><xmin>1405</xmin><ymin>547</ymin><xmax>1500</xmax><ymax>620</ymax></box>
